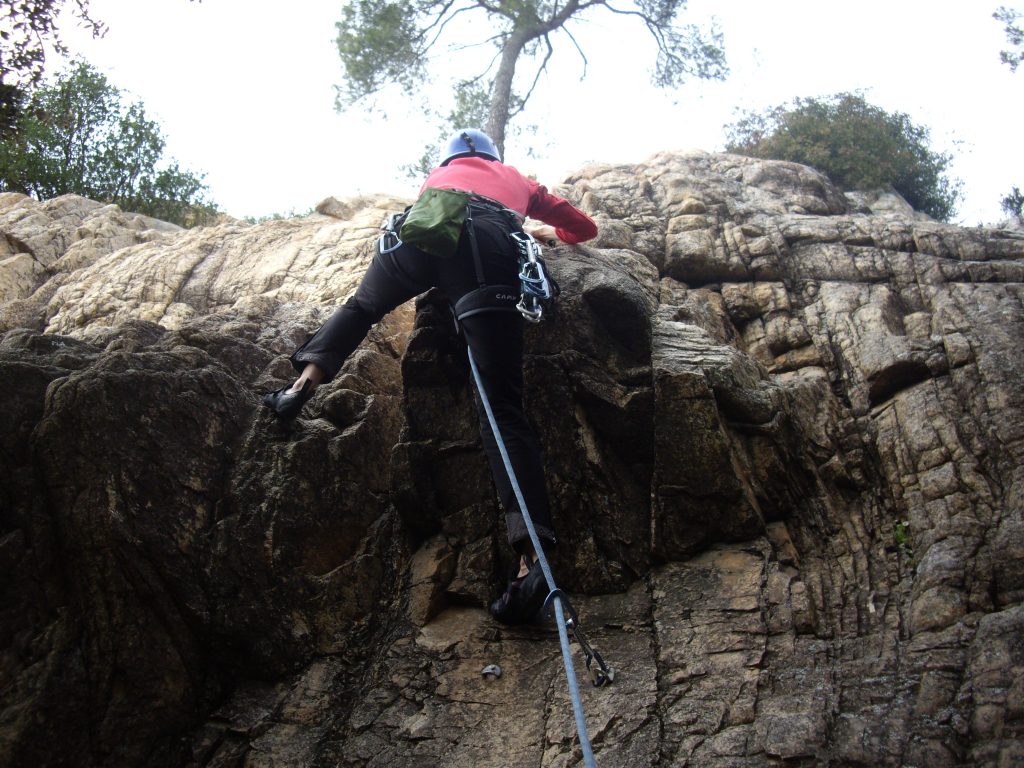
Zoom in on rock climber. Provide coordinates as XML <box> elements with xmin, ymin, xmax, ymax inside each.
<box><xmin>262</xmin><ymin>128</ymin><xmax>598</xmax><ymax>624</ymax></box>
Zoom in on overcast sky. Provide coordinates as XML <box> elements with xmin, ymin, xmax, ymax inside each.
<box><xmin>57</xmin><ymin>0</ymin><xmax>1023</xmax><ymax>225</ymax></box>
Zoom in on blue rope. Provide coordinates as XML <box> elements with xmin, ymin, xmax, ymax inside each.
<box><xmin>466</xmin><ymin>346</ymin><xmax>598</xmax><ymax>768</ymax></box>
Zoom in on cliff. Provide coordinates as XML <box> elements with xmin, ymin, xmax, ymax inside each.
<box><xmin>1</xmin><ymin>151</ymin><xmax>1022</xmax><ymax>767</ymax></box>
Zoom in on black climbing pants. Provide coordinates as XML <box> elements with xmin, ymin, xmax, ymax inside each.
<box><xmin>290</xmin><ymin>208</ymin><xmax>555</xmax><ymax>552</ymax></box>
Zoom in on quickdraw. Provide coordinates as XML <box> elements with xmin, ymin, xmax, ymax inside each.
<box><xmin>541</xmin><ymin>589</ymin><xmax>615</xmax><ymax>687</ymax></box>
<box><xmin>377</xmin><ymin>211</ymin><xmax>406</xmax><ymax>254</ymax></box>
<box><xmin>510</xmin><ymin>230</ymin><xmax>557</xmax><ymax>323</ymax></box>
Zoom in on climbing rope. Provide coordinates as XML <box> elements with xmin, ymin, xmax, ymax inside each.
<box><xmin>466</xmin><ymin>345</ymin><xmax>610</xmax><ymax>768</ymax></box>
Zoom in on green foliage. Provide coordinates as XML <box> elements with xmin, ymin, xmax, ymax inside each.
<box><xmin>894</xmin><ymin>520</ymin><xmax>913</xmax><ymax>566</ymax></box>
<box><xmin>637</xmin><ymin>0</ymin><xmax>728</xmax><ymax>87</ymax></box>
<box><xmin>1001</xmin><ymin>186</ymin><xmax>1024</xmax><ymax>221</ymax></box>
<box><xmin>335</xmin><ymin>0</ymin><xmax>425</xmax><ymax>108</ymax></box>
<box><xmin>994</xmin><ymin>5</ymin><xmax>1023</xmax><ymax>71</ymax></box>
<box><xmin>0</xmin><ymin>82</ymin><xmax>25</xmax><ymax>138</ymax></box>
<box><xmin>725</xmin><ymin>93</ymin><xmax>962</xmax><ymax>221</ymax></box>
<box><xmin>0</xmin><ymin>1</ymin><xmax>104</xmax><ymax>86</ymax></box>
<box><xmin>335</xmin><ymin>0</ymin><xmax>727</xmax><ymax>162</ymax></box>
<box><xmin>0</xmin><ymin>61</ymin><xmax>217</xmax><ymax>227</ymax></box>
<box><xmin>450</xmin><ymin>79</ymin><xmax>493</xmax><ymax>129</ymax></box>
<box><xmin>244</xmin><ymin>207</ymin><xmax>314</xmax><ymax>224</ymax></box>
<box><xmin>400</xmin><ymin>79</ymin><xmax>495</xmax><ymax>179</ymax></box>
<box><xmin>0</xmin><ymin>1</ymin><xmax>105</xmax><ymax>131</ymax></box>
<box><xmin>0</xmin><ymin>1</ymin><xmax>200</xmax><ymax>139</ymax></box>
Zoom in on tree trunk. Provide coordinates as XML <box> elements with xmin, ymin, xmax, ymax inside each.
<box><xmin>486</xmin><ymin>29</ymin><xmax>530</xmax><ymax>161</ymax></box>
<box><xmin>484</xmin><ymin>1</ymin><xmax>581</xmax><ymax>160</ymax></box>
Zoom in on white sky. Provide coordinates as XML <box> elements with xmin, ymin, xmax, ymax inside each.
<box><xmin>57</xmin><ymin>0</ymin><xmax>1022</xmax><ymax>225</ymax></box>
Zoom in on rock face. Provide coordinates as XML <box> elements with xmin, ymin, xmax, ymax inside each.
<box><xmin>1</xmin><ymin>151</ymin><xmax>1022</xmax><ymax>767</ymax></box>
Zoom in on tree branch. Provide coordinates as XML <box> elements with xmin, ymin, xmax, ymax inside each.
<box><xmin>511</xmin><ymin>33</ymin><xmax>554</xmax><ymax>118</ymax></box>
<box><xmin>464</xmin><ymin>46</ymin><xmax>503</xmax><ymax>81</ymax></box>
<box><xmin>598</xmin><ymin>2</ymin><xmax>669</xmax><ymax>48</ymax></box>
<box><xmin>422</xmin><ymin>2</ymin><xmax>477</xmax><ymax>51</ymax></box>
<box><xmin>420</xmin><ymin>0</ymin><xmax>459</xmax><ymax>37</ymax></box>
<box><xmin>475</xmin><ymin>0</ymin><xmax>514</xmax><ymax>21</ymax></box>
<box><xmin>450</xmin><ymin>31</ymin><xmax>507</xmax><ymax>53</ymax></box>
<box><xmin>560</xmin><ymin>22</ymin><xmax>588</xmax><ymax>80</ymax></box>
<box><xmin>541</xmin><ymin>0</ymin><xmax>584</xmax><ymax>32</ymax></box>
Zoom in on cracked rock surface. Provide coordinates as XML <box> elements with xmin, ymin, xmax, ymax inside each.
<box><xmin>1</xmin><ymin>151</ymin><xmax>1022</xmax><ymax>766</ymax></box>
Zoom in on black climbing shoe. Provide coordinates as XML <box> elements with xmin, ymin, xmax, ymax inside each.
<box><xmin>261</xmin><ymin>379</ymin><xmax>313</xmax><ymax>420</ymax></box>
<box><xmin>490</xmin><ymin>559</ymin><xmax>549</xmax><ymax>626</ymax></box>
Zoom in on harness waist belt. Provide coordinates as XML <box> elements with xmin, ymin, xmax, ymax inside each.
<box><xmin>466</xmin><ymin>195</ymin><xmax>524</xmax><ymax>222</ymax></box>
<box><xmin>453</xmin><ymin>285</ymin><xmax>520</xmax><ymax>322</ymax></box>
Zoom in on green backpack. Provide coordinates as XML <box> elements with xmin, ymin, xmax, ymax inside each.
<box><xmin>399</xmin><ymin>187</ymin><xmax>471</xmax><ymax>258</ymax></box>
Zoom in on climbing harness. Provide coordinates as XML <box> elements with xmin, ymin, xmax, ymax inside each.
<box><xmin>379</xmin><ymin>197</ymin><xmax>558</xmax><ymax>324</ymax></box>
<box><xmin>451</xmin><ymin>201</ymin><xmax>560</xmax><ymax>326</ymax></box>
<box><xmin>450</xmin><ymin>218</ymin><xmax>612</xmax><ymax>766</ymax></box>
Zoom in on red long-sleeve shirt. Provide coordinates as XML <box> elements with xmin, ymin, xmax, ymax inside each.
<box><xmin>421</xmin><ymin>157</ymin><xmax>598</xmax><ymax>245</ymax></box>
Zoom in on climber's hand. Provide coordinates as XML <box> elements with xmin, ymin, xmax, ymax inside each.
<box><xmin>523</xmin><ymin>223</ymin><xmax>559</xmax><ymax>246</ymax></box>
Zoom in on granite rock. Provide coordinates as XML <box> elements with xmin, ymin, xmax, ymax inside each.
<box><xmin>1</xmin><ymin>153</ymin><xmax>1022</xmax><ymax>766</ymax></box>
